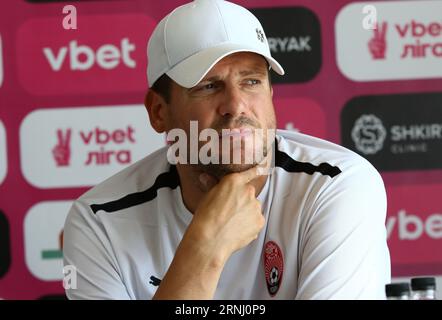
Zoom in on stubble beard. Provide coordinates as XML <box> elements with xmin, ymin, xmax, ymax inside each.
<box><xmin>195</xmin><ymin>116</ymin><xmax>275</xmax><ymax>180</ymax></box>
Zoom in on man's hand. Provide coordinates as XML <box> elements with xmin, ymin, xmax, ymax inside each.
<box><xmin>153</xmin><ymin>166</ymin><xmax>265</xmax><ymax>300</ymax></box>
<box><xmin>189</xmin><ymin>166</ymin><xmax>266</xmax><ymax>262</ymax></box>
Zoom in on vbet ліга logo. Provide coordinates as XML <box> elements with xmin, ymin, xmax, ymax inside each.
<box><xmin>20</xmin><ymin>105</ymin><xmax>165</xmax><ymax>188</ymax></box>
<box><xmin>17</xmin><ymin>14</ymin><xmax>156</xmax><ymax>95</ymax></box>
<box><xmin>336</xmin><ymin>0</ymin><xmax>442</xmax><ymax>81</ymax></box>
<box><xmin>341</xmin><ymin>92</ymin><xmax>442</xmax><ymax>171</ymax></box>
<box><xmin>251</xmin><ymin>6</ymin><xmax>321</xmax><ymax>84</ymax></box>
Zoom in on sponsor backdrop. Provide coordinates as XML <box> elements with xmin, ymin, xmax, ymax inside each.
<box><xmin>0</xmin><ymin>0</ymin><xmax>441</xmax><ymax>299</ymax></box>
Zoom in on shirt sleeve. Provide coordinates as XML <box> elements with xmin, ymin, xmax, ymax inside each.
<box><xmin>295</xmin><ymin>162</ymin><xmax>391</xmax><ymax>299</ymax></box>
<box><xmin>63</xmin><ymin>200</ymin><xmax>132</xmax><ymax>300</ymax></box>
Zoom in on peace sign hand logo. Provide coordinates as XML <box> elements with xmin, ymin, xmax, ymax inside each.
<box><xmin>52</xmin><ymin>129</ymin><xmax>72</xmax><ymax>167</ymax></box>
<box><xmin>368</xmin><ymin>21</ymin><xmax>387</xmax><ymax>60</ymax></box>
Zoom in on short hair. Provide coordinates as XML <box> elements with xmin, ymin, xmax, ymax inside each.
<box><xmin>150</xmin><ymin>64</ymin><xmax>273</xmax><ymax>104</ymax></box>
<box><xmin>150</xmin><ymin>73</ymin><xmax>173</xmax><ymax>104</ymax></box>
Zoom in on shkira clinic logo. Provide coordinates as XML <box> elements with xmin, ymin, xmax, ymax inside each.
<box><xmin>351</xmin><ymin>114</ymin><xmax>387</xmax><ymax>155</ymax></box>
<box><xmin>341</xmin><ymin>92</ymin><xmax>442</xmax><ymax>171</ymax></box>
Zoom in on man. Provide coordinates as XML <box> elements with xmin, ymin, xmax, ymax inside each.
<box><xmin>63</xmin><ymin>0</ymin><xmax>391</xmax><ymax>299</ymax></box>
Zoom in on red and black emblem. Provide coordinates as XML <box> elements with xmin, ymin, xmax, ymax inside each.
<box><xmin>263</xmin><ymin>240</ymin><xmax>284</xmax><ymax>297</ymax></box>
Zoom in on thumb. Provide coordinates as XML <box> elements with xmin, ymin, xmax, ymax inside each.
<box><xmin>199</xmin><ymin>173</ymin><xmax>218</xmax><ymax>192</ymax></box>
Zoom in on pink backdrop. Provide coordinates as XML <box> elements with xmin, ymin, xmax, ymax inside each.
<box><xmin>0</xmin><ymin>0</ymin><xmax>441</xmax><ymax>299</ymax></box>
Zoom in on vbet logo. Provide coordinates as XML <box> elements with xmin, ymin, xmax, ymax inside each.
<box><xmin>336</xmin><ymin>1</ymin><xmax>442</xmax><ymax>81</ymax></box>
<box><xmin>386</xmin><ymin>184</ymin><xmax>442</xmax><ymax>276</ymax></box>
<box><xmin>20</xmin><ymin>105</ymin><xmax>165</xmax><ymax>188</ymax></box>
<box><xmin>24</xmin><ymin>201</ymin><xmax>72</xmax><ymax>281</ymax></box>
<box><xmin>341</xmin><ymin>92</ymin><xmax>442</xmax><ymax>171</ymax></box>
<box><xmin>0</xmin><ymin>120</ymin><xmax>7</xmax><ymax>185</ymax></box>
<box><xmin>17</xmin><ymin>14</ymin><xmax>156</xmax><ymax>95</ymax></box>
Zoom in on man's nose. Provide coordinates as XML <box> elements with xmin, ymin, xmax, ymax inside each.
<box><xmin>217</xmin><ymin>85</ymin><xmax>248</xmax><ymax>118</ymax></box>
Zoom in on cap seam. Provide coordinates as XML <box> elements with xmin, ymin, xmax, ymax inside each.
<box><xmin>163</xmin><ymin>7</ymin><xmax>181</xmax><ymax>67</ymax></box>
<box><xmin>213</xmin><ymin>0</ymin><xmax>229</xmax><ymax>41</ymax></box>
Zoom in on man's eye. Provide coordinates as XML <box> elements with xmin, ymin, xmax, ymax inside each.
<box><xmin>204</xmin><ymin>83</ymin><xmax>215</xmax><ymax>90</ymax></box>
<box><xmin>194</xmin><ymin>83</ymin><xmax>216</xmax><ymax>91</ymax></box>
<box><xmin>246</xmin><ymin>79</ymin><xmax>261</xmax><ymax>86</ymax></box>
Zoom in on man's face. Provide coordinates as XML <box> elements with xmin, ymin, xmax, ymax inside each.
<box><xmin>165</xmin><ymin>52</ymin><xmax>276</xmax><ymax>178</ymax></box>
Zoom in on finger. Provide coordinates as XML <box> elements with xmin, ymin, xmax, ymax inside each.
<box><xmin>60</xmin><ymin>129</ymin><xmax>71</xmax><ymax>147</ymax></box>
<box><xmin>57</xmin><ymin>129</ymin><xmax>63</xmax><ymax>144</ymax></box>
<box><xmin>233</xmin><ymin>165</ymin><xmax>260</xmax><ymax>185</ymax></box>
<box><xmin>65</xmin><ymin>129</ymin><xmax>72</xmax><ymax>145</ymax></box>
<box><xmin>380</xmin><ymin>22</ymin><xmax>387</xmax><ymax>38</ymax></box>
<box><xmin>57</xmin><ymin>129</ymin><xmax>67</xmax><ymax>146</ymax></box>
<box><xmin>373</xmin><ymin>23</ymin><xmax>379</xmax><ymax>39</ymax></box>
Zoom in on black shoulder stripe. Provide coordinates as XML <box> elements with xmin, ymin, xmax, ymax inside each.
<box><xmin>275</xmin><ymin>145</ymin><xmax>342</xmax><ymax>178</ymax></box>
<box><xmin>90</xmin><ymin>165</ymin><xmax>180</xmax><ymax>214</ymax></box>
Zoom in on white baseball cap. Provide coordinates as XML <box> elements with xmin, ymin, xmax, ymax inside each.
<box><xmin>147</xmin><ymin>0</ymin><xmax>285</xmax><ymax>88</ymax></box>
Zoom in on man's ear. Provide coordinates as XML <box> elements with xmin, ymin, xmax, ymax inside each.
<box><xmin>144</xmin><ymin>89</ymin><xmax>168</xmax><ymax>133</ymax></box>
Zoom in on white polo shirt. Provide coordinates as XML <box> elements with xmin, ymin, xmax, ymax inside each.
<box><xmin>63</xmin><ymin>129</ymin><xmax>391</xmax><ymax>300</ymax></box>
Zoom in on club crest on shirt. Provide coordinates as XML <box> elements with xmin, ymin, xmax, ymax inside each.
<box><xmin>263</xmin><ymin>240</ymin><xmax>284</xmax><ymax>297</ymax></box>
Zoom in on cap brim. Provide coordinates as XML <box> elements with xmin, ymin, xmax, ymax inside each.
<box><xmin>166</xmin><ymin>43</ymin><xmax>285</xmax><ymax>88</ymax></box>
